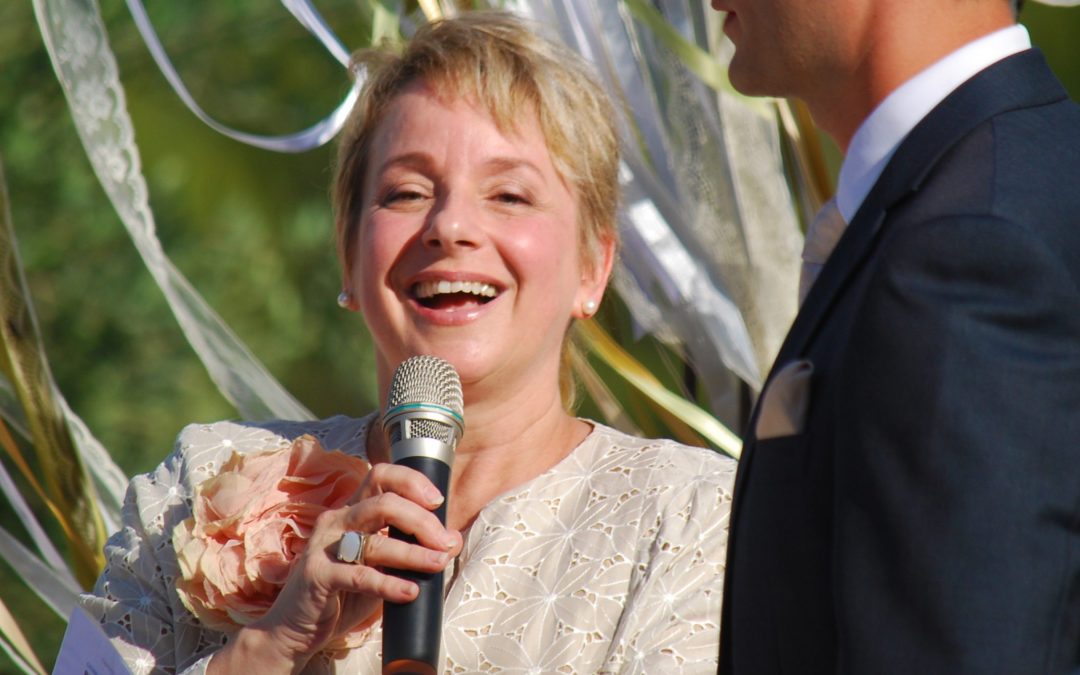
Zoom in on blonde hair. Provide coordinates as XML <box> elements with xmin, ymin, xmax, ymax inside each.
<box><xmin>332</xmin><ymin>11</ymin><xmax>621</xmax><ymax>406</ymax></box>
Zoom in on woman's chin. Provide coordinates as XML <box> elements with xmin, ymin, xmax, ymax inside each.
<box><xmin>379</xmin><ymin>345</ymin><xmax>488</xmax><ymax>384</ymax></box>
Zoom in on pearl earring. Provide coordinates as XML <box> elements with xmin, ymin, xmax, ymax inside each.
<box><xmin>583</xmin><ymin>299</ymin><xmax>597</xmax><ymax>316</ymax></box>
<box><xmin>337</xmin><ymin>291</ymin><xmax>352</xmax><ymax>309</ymax></box>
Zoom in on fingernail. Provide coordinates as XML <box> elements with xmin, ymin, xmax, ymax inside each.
<box><xmin>429</xmin><ymin>550</ymin><xmax>449</xmax><ymax>565</ymax></box>
<box><xmin>425</xmin><ymin>487</ymin><xmax>445</xmax><ymax>505</ymax></box>
<box><xmin>442</xmin><ymin>535</ymin><xmax>457</xmax><ymax>550</ymax></box>
<box><xmin>405</xmin><ymin>582</ymin><xmax>419</xmax><ymax>599</ymax></box>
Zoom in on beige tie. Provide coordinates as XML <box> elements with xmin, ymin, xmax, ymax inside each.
<box><xmin>798</xmin><ymin>197</ymin><xmax>847</xmax><ymax>304</ymax></box>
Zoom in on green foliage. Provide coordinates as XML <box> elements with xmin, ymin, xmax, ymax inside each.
<box><xmin>1024</xmin><ymin>4</ymin><xmax>1080</xmax><ymax>100</ymax></box>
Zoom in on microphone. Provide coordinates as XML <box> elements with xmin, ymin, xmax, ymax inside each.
<box><xmin>381</xmin><ymin>355</ymin><xmax>464</xmax><ymax>675</ymax></box>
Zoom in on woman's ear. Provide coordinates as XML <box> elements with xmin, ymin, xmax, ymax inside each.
<box><xmin>573</xmin><ymin>234</ymin><xmax>616</xmax><ymax>319</ymax></box>
<box><xmin>338</xmin><ymin>269</ymin><xmax>359</xmax><ymax>311</ymax></box>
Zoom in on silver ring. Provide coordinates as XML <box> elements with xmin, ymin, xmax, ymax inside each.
<box><xmin>337</xmin><ymin>531</ymin><xmax>366</xmax><ymax>565</ymax></box>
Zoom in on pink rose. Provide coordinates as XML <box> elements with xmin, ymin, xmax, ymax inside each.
<box><xmin>173</xmin><ymin>434</ymin><xmax>370</xmax><ymax>647</ymax></box>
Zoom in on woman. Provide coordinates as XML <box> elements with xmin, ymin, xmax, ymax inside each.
<box><xmin>80</xmin><ymin>12</ymin><xmax>735</xmax><ymax>674</ymax></box>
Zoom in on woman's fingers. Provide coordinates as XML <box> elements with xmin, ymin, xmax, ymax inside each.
<box><xmin>271</xmin><ymin>461</ymin><xmax>463</xmax><ymax>620</ymax></box>
<box><xmin>360</xmin><ymin>531</ymin><xmax>452</xmax><ymax>571</ymax></box>
<box><xmin>341</xmin><ymin>492</ymin><xmax>458</xmax><ymax>552</ymax></box>
<box><xmin>321</xmin><ymin>552</ymin><xmax>420</xmax><ymax>603</ymax></box>
<box><xmin>238</xmin><ymin>462</ymin><xmax>463</xmax><ymax>665</ymax></box>
<box><xmin>345</xmin><ymin>463</ymin><xmax>461</xmax><ymax>553</ymax></box>
<box><xmin>317</xmin><ymin>532</ymin><xmax>460</xmax><ymax>603</ymax></box>
<box><xmin>360</xmin><ymin>462</ymin><xmax>446</xmax><ymax>509</ymax></box>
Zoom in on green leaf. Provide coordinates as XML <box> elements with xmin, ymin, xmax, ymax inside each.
<box><xmin>577</xmin><ymin>320</ymin><xmax>742</xmax><ymax>458</ymax></box>
<box><xmin>0</xmin><ymin>156</ymin><xmax>104</xmax><ymax>589</ymax></box>
<box><xmin>369</xmin><ymin>0</ymin><xmax>402</xmax><ymax>44</ymax></box>
<box><xmin>0</xmin><ymin>599</ymin><xmax>45</xmax><ymax>675</ymax></box>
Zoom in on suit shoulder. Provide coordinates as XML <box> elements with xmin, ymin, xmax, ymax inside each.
<box><xmin>897</xmin><ymin>101</ymin><xmax>1080</xmax><ymax>287</ymax></box>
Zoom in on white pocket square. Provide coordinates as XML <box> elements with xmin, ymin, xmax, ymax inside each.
<box><xmin>755</xmin><ymin>359</ymin><xmax>814</xmax><ymax>440</ymax></box>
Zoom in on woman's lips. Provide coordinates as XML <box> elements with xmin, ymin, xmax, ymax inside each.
<box><xmin>408</xmin><ymin>293</ymin><xmax>497</xmax><ymax>325</ymax></box>
<box><xmin>405</xmin><ymin>276</ymin><xmax>503</xmax><ymax>325</ymax></box>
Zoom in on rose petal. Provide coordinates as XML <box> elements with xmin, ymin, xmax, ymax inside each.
<box><xmin>175</xmin><ymin>435</ymin><xmax>371</xmax><ymax>633</ymax></box>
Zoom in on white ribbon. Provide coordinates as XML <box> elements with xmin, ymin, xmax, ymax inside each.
<box><xmin>124</xmin><ymin>0</ymin><xmax>361</xmax><ymax>153</ymax></box>
<box><xmin>35</xmin><ymin>0</ymin><xmax>315</xmax><ymax>422</ymax></box>
<box><xmin>511</xmin><ymin>0</ymin><xmax>811</xmax><ymax>397</ymax></box>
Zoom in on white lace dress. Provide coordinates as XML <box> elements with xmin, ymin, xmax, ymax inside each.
<box><xmin>79</xmin><ymin>415</ymin><xmax>736</xmax><ymax>674</ymax></box>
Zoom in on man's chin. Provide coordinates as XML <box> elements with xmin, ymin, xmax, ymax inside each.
<box><xmin>727</xmin><ymin>65</ymin><xmax>769</xmax><ymax>98</ymax></box>
<box><xmin>726</xmin><ymin>57</ymin><xmax>792</xmax><ymax>99</ymax></box>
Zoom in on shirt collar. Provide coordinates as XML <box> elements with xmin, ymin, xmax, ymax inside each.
<box><xmin>835</xmin><ymin>24</ymin><xmax>1032</xmax><ymax>222</ymax></box>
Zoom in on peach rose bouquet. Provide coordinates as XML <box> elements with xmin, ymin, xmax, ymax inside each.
<box><xmin>173</xmin><ymin>434</ymin><xmax>370</xmax><ymax>646</ymax></box>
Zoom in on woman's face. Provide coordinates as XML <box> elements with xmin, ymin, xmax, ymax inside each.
<box><xmin>348</xmin><ymin>80</ymin><xmax>610</xmax><ymax>396</ymax></box>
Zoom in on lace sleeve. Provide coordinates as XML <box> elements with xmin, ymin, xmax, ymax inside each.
<box><xmin>77</xmin><ymin>416</ymin><xmax>372</xmax><ymax>674</ymax></box>
<box><xmin>603</xmin><ymin>450</ymin><xmax>734</xmax><ymax>674</ymax></box>
<box><xmin>77</xmin><ymin>424</ymin><xmax>238</xmax><ymax>674</ymax></box>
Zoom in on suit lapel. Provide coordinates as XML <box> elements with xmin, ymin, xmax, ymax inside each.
<box><xmin>728</xmin><ymin>48</ymin><xmax>1067</xmax><ymax>520</ymax></box>
<box><xmin>772</xmin><ymin>48</ymin><xmax>1067</xmax><ymax>369</ymax></box>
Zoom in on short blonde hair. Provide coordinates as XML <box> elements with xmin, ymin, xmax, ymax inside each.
<box><xmin>333</xmin><ymin>11</ymin><xmax>620</xmax><ymax>276</ymax></box>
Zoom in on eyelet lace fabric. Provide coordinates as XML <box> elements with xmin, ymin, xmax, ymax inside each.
<box><xmin>79</xmin><ymin>415</ymin><xmax>735</xmax><ymax>674</ymax></box>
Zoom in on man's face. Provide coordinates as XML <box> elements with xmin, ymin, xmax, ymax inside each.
<box><xmin>710</xmin><ymin>0</ymin><xmax>864</xmax><ymax>99</ymax></box>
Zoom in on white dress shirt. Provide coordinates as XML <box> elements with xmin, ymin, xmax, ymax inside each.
<box><xmin>835</xmin><ymin>25</ymin><xmax>1032</xmax><ymax>222</ymax></box>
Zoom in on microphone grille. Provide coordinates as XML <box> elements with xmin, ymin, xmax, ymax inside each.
<box><xmin>387</xmin><ymin>355</ymin><xmax>464</xmax><ymax>417</ymax></box>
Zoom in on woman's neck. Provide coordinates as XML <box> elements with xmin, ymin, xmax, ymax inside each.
<box><xmin>366</xmin><ymin>382</ymin><xmax>591</xmax><ymax>532</ymax></box>
<box><xmin>446</xmin><ymin>393</ymin><xmax>589</xmax><ymax>531</ymax></box>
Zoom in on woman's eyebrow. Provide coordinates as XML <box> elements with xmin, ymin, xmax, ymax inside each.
<box><xmin>374</xmin><ymin>151</ymin><xmax>434</xmax><ymax>176</ymax></box>
<box><xmin>481</xmin><ymin>156</ymin><xmax>545</xmax><ymax>181</ymax></box>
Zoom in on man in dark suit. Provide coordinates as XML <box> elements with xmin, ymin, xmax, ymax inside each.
<box><xmin>712</xmin><ymin>0</ymin><xmax>1080</xmax><ymax>671</ymax></box>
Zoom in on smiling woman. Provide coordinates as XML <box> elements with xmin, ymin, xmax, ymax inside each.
<box><xmin>76</xmin><ymin>10</ymin><xmax>736</xmax><ymax>675</ymax></box>
<box><xmin>344</xmin><ymin>82</ymin><xmax>598</xmax><ymax>394</ymax></box>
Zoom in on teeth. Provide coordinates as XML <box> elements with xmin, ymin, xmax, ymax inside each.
<box><xmin>415</xmin><ymin>280</ymin><xmax>499</xmax><ymax>299</ymax></box>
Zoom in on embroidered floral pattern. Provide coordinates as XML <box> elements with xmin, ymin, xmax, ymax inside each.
<box><xmin>80</xmin><ymin>416</ymin><xmax>734</xmax><ymax>674</ymax></box>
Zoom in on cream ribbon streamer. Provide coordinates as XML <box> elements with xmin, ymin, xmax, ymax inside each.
<box><xmin>517</xmin><ymin>0</ymin><xmax>762</xmax><ymax>394</ymax></box>
<box><xmin>512</xmin><ymin>0</ymin><xmax>806</xmax><ymax>402</ymax></box>
<box><xmin>34</xmin><ymin>0</ymin><xmax>314</xmax><ymax>422</ymax></box>
<box><xmin>124</xmin><ymin>0</ymin><xmax>361</xmax><ymax>153</ymax></box>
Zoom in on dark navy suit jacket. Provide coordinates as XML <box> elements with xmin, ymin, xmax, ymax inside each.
<box><xmin>720</xmin><ymin>49</ymin><xmax>1080</xmax><ymax>673</ymax></box>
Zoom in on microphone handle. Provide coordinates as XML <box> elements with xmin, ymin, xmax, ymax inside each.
<box><xmin>383</xmin><ymin>454</ymin><xmax>451</xmax><ymax>675</ymax></box>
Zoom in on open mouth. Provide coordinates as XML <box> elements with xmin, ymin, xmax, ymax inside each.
<box><xmin>412</xmin><ymin>280</ymin><xmax>499</xmax><ymax>310</ymax></box>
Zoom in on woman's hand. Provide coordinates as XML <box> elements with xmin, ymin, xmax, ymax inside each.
<box><xmin>207</xmin><ymin>462</ymin><xmax>462</xmax><ymax>674</ymax></box>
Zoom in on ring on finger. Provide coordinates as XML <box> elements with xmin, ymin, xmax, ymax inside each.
<box><xmin>337</xmin><ymin>530</ymin><xmax>368</xmax><ymax>565</ymax></box>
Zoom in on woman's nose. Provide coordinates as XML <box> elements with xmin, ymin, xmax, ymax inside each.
<box><xmin>421</xmin><ymin>194</ymin><xmax>480</xmax><ymax>251</ymax></box>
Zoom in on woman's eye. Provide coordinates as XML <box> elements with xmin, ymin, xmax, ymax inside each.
<box><xmin>493</xmin><ymin>191</ymin><xmax>530</xmax><ymax>205</ymax></box>
<box><xmin>383</xmin><ymin>189</ymin><xmax>426</xmax><ymax>206</ymax></box>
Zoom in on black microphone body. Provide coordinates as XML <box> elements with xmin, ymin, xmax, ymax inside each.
<box><xmin>384</xmin><ymin>456</ymin><xmax>449</xmax><ymax>674</ymax></box>
<box><xmin>381</xmin><ymin>356</ymin><xmax>464</xmax><ymax>675</ymax></box>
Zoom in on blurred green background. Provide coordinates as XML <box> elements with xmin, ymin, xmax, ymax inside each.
<box><xmin>1</xmin><ymin>0</ymin><xmax>1078</xmax><ymax>670</ymax></box>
